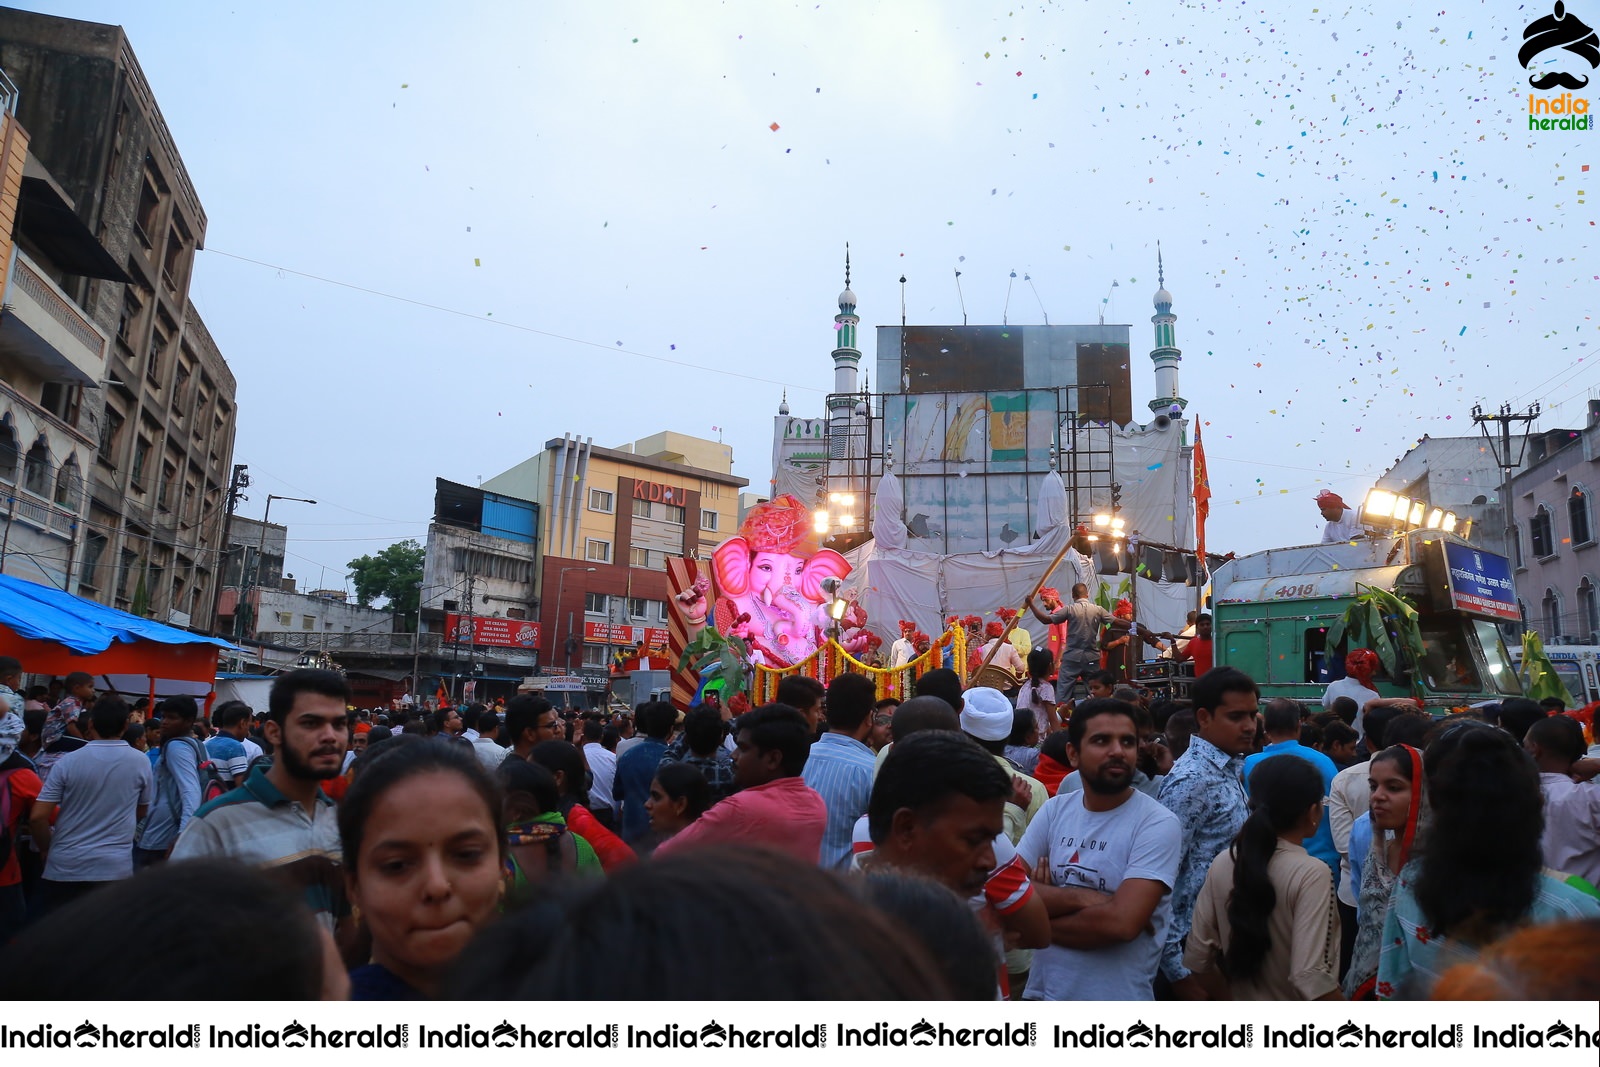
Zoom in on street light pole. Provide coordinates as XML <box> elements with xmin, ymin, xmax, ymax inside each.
<box><xmin>240</xmin><ymin>493</ymin><xmax>316</xmax><ymax>646</ymax></box>
<box><xmin>556</xmin><ymin>565</ymin><xmax>596</xmax><ymax>672</ymax></box>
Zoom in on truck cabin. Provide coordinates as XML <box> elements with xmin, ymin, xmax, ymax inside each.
<box><xmin>1211</xmin><ymin>530</ymin><xmax>1522</xmax><ymax>707</ymax></box>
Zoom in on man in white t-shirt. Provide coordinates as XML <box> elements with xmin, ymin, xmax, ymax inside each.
<box><xmin>1014</xmin><ymin>698</ymin><xmax>1183</xmax><ymax>1000</ymax></box>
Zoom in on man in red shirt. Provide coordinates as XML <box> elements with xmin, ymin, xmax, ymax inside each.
<box><xmin>1176</xmin><ymin>613</ymin><xmax>1214</xmax><ymax>676</ymax></box>
<box><xmin>655</xmin><ymin>704</ymin><xmax>826</xmax><ymax>865</ymax></box>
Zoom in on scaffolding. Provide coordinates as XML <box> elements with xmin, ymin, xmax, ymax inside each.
<box><xmin>816</xmin><ymin>384</ymin><xmax>1117</xmax><ymax>555</ymax></box>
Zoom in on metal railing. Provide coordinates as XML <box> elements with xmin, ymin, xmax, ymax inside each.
<box><xmin>10</xmin><ymin>250</ymin><xmax>110</xmax><ymax>358</ymax></box>
<box><xmin>255</xmin><ymin>630</ymin><xmax>441</xmax><ymax>654</ymax></box>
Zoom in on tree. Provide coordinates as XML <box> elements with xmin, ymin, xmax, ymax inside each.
<box><xmin>347</xmin><ymin>540</ymin><xmax>425</xmax><ymax>632</ymax></box>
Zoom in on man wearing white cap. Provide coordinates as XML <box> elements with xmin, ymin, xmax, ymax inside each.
<box><xmin>960</xmin><ymin>686</ymin><xmax>1048</xmax><ymax>843</ymax></box>
<box><xmin>1316</xmin><ymin>490</ymin><xmax>1365</xmax><ymax>544</ymax></box>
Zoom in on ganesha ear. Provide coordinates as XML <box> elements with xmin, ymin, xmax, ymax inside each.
<box><xmin>711</xmin><ymin>537</ymin><xmax>751</xmax><ymax>596</ymax></box>
<box><xmin>799</xmin><ymin>549</ymin><xmax>851</xmax><ymax>602</ymax></box>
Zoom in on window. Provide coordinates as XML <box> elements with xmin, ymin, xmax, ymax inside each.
<box><xmin>117</xmin><ymin>550</ymin><xmax>137</xmax><ymax>600</ymax></box>
<box><xmin>146</xmin><ymin>328</ymin><xmax>166</xmax><ymax>385</ymax></box>
<box><xmin>135</xmin><ymin>175</ymin><xmax>160</xmax><ymax>246</ymax></box>
<box><xmin>700</xmin><ymin>509</ymin><xmax>719</xmax><ymax>531</ymax></box>
<box><xmin>98</xmin><ymin>408</ymin><xmax>124</xmax><ymax>465</ymax></box>
<box><xmin>585</xmin><ymin>539</ymin><xmax>611</xmax><ymax>563</ymax></box>
<box><xmin>276</xmin><ymin>612</ymin><xmax>294</xmax><ymax>627</ymax></box>
<box><xmin>663</xmin><ymin>504</ymin><xmax>685</xmax><ymax>525</ymax></box>
<box><xmin>581</xmin><ymin>644</ymin><xmax>610</xmax><ymax>667</ymax></box>
<box><xmin>0</xmin><ymin>417</ymin><xmax>16</xmax><ymax>482</ymax></box>
<box><xmin>1544</xmin><ymin>587</ymin><xmax>1564</xmax><ymax>639</ymax></box>
<box><xmin>629</xmin><ymin>597</ymin><xmax>650</xmax><ymax>619</ymax></box>
<box><xmin>54</xmin><ymin>456</ymin><xmax>81</xmax><ymax>508</ymax></box>
<box><xmin>1571</xmin><ymin>487</ymin><xmax>1593</xmax><ymax>546</ymax></box>
<box><xmin>303</xmin><ymin>615</ymin><xmax>315</xmax><ymax>631</ymax></box>
<box><xmin>131</xmin><ymin>437</ymin><xmax>152</xmax><ymax>487</ymax></box>
<box><xmin>40</xmin><ymin>382</ymin><xmax>80</xmax><ymax>426</ymax></box>
<box><xmin>79</xmin><ymin>532</ymin><xmax>108</xmax><ymax>592</ymax></box>
<box><xmin>117</xmin><ymin>289</ymin><xmax>142</xmax><ymax>347</ymax></box>
<box><xmin>1512</xmin><ymin>524</ymin><xmax>1523</xmax><ymax>569</ymax></box>
<box><xmin>588</xmin><ymin>488</ymin><xmax>614</xmax><ymax>513</ymax></box>
<box><xmin>23</xmin><ymin>439</ymin><xmax>50</xmax><ymax>496</ymax></box>
<box><xmin>584</xmin><ymin>592</ymin><xmax>609</xmax><ymax>614</ymax></box>
<box><xmin>157</xmin><ymin>461</ymin><xmax>177</xmax><ymax>511</ymax></box>
<box><xmin>1530</xmin><ymin>504</ymin><xmax>1555</xmax><ymax>559</ymax></box>
<box><xmin>1581</xmin><ymin>577</ymin><xmax>1599</xmax><ymax>640</ymax></box>
<box><xmin>632</xmin><ymin>497</ymin><xmax>651</xmax><ymax>518</ymax></box>
<box><xmin>630</xmin><ymin>547</ymin><xmax>652</xmax><ymax>568</ymax></box>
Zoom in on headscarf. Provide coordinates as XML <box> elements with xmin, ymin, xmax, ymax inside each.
<box><xmin>1344</xmin><ymin>744</ymin><xmax>1428</xmax><ymax>999</ymax></box>
<box><xmin>1345</xmin><ymin>648</ymin><xmax>1379</xmax><ymax>687</ymax></box>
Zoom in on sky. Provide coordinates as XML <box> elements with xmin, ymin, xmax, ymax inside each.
<box><xmin>16</xmin><ymin>0</ymin><xmax>1598</xmax><ymax>592</ymax></box>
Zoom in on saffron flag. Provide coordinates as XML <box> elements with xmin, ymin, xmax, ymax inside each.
<box><xmin>1193</xmin><ymin>424</ymin><xmax>1211</xmax><ymax>579</ymax></box>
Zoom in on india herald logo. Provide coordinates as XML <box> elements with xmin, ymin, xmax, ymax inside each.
<box><xmin>1521</xmin><ymin>2</ymin><xmax>1600</xmax><ymax>90</ymax></box>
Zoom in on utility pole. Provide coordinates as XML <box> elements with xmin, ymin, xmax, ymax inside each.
<box><xmin>209</xmin><ymin>463</ymin><xmax>248</xmax><ymax>639</ymax></box>
<box><xmin>1472</xmin><ymin>402</ymin><xmax>1541</xmax><ymax>562</ymax></box>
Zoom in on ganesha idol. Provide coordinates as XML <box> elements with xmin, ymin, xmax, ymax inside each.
<box><xmin>711</xmin><ymin>494</ymin><xmax>869</xmax><ymax>665</ymax></box>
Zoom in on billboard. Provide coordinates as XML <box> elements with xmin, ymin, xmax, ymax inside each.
<box><xmin>877</xmin><ymin>324</ymin><xmax>1133</xmax><ymax>426</ymax></box>
<box><xmin>582</xmin><ymin>621</ymin><xmax>670</xmax><ymax>648</ymax></box>
<box><xmin>1440</xmin><ymin>541</ymin><xmax>1519</xmax><ymax>622</ymax></box>
<box><xmin>445</xmin><ymin>613</ymin><xmax>541</xmax><ymax>649</ymax></box>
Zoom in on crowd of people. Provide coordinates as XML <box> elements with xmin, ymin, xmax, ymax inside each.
<box><xmin>0</xmin><ymin>647</ymin><xmax>1598</xmax><ymax>1002</ymax></box>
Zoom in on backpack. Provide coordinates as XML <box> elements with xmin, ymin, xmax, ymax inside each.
<box><xmin>176</xmin><ymin>736</ymin><xmax>227</xmax><ymax>805</ymax></box>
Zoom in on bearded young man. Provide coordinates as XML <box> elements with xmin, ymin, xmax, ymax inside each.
<box><xmin>1014</xmin><ymin>699</ymin><xmax>1183</xmax><ymax>1000</ymax></box>
<box><xmin>171</xmin><ymin>669</ymin><xmax>351</xmax><ymax>930</ymax></box>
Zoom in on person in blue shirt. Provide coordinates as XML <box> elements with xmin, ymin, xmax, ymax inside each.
<box><xmin>614</xmin><ymin>700</ymin><xmax>678</xmax><ymax>846</ymax></box>
<box><xmin>1242</xmin><ymin>698</ymin><xmax>1340</xmax><ymax>889</ymax></box>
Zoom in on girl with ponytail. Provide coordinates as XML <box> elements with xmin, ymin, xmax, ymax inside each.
<box><xmin>1184</xmin><ymin>755</ymin><xmax>1342</xmax><ymax>999</ymax></box>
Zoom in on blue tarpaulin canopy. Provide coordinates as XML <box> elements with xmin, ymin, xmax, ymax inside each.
<box><xmin>0</xmin><ymin>573</ymin><xmax>234</xmax><ymax>655</ymax></box>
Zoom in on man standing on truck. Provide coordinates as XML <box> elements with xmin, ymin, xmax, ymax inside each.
<box><xmin>1316</xmin><ymin>490</ymin><xmax>1366</xmax><ymax>544</ymax></box>
<box><xmin>1026</xmin><ymin>584</ymin><xmax>1129</xmax><ymax>697</ymax></box>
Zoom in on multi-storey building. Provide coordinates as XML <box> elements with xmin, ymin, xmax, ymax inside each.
<box><xmin>1504</xmin><ymin>403</ymin><xmax>1600</xmax><ymax>644</ymax></box>
<box><xmin>0</xmin><ymin>71</ymin><xmax>125</xmax><ymax>595</ymax></box>
<box><xmin>0</xmin><ymin>10</ymin><xmax>237</xmax><ymax>628</ymax></box>
<box><xmin>418</xmin><ymin>478</ymin><xmax>541</xmax><ymax>701</ymax></box>
<box><xmin>482</xmin><ymin>431</ymin><xmax>747</xmax><ymax>680</ymax></box>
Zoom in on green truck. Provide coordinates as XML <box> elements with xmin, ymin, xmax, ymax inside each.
<box><xmin>1211</xmin><ymin>530</ymin><xmax>1523</xmax><ymax>709</ymax></box>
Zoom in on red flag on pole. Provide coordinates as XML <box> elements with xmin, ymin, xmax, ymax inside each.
<box><xmin>1194</xmin><ymin>423</ymin><xmax>1212</xmax><ymax>578</ymax></box>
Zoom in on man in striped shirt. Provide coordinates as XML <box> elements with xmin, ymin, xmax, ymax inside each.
<box><xmin>171</xmin><ymin>670</ymin><xmax>351</xmax><ymax>930</ymax></box>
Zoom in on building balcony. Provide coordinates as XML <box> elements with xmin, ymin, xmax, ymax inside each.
<box><xmin>255</xmin><ymin>630</ymin><xmax>447</xmax><ymax>656</ymax></box>
<box><xmin>0</xmin><ymin>248</ymin><xmax>108</xmax><ymax>387</ymax></box>
<box><xmin>0</xmin><ymin>484</ymin><xmax>76</xmax><ymax>539</ymax></box>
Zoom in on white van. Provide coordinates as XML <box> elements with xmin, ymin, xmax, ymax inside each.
<box><xmin>1513</xmin><ymin>644</ymin><xmax>1600</xmax><ymax>707</ymax></box>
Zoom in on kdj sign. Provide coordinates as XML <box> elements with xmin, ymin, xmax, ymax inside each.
<box><xmin>632</xmin><ymin>479</ymin><xmax>686</xmax><ymax>504</ymax></box>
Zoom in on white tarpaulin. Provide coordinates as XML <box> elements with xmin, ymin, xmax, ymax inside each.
<box><xmin>841</xmin><ymin>465</ymin><xmax>1197</xmax><ymax>648</ymax></box>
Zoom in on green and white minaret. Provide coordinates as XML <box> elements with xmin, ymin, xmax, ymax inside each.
<box><xmin>1148</xmin><ymin>246</ymin><xmax>1187</xmax><ymax>415</ymax></box>
<box><xmin>828</xmin><ymin>244</ymin><xmax>862</xmax><ymax>455</ymax></box>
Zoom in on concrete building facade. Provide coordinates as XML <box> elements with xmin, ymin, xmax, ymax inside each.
<box><xmin>418</xmin><ymin>478</ymin><xmax>541</xmax><ymax>700</ymax></box>
<box><xmin>1374</xmin><ymin>434</ymin><xmax>1510</xmax><ymax>559</ymax></box>
<box><xmin>0</xmin><ymin>73</ymin><xmax>126</xmax><ymax>596</ymax></box>
<box><xmin>1505</xmin><ymin>404</ymin><xmax>1600</xmax><ymax>644</ymax></box>
<box><xmin>0</xmin><ymin>10</ymin><xmax>237</xmax><ymax>628</ymax></box>
<box><xmin>482</xmin><ymin>431</ymin><xmax>746</xmax><ymax>678</ymax></box>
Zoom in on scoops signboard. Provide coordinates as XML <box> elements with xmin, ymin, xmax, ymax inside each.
<box><xmin>583</xmin><ymin>621</ymin><xmax>670</xmax><ymax>648</ymax></box>
<box><xmin>445</xmin><ymin>613</ymin><xmax>541</xmax><ymax>649</ymax></box>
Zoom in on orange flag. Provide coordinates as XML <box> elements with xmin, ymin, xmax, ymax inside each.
<box><xmin>1194</xmin><ymin>423</ymin><xmax>1211</xmax><ymax>578</ymax></box>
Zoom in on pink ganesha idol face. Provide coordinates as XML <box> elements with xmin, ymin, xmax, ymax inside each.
<box><xmin>710</xmin><ymin>494</ymin><xmax>853</xmax><ymax>666</ymax></box>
